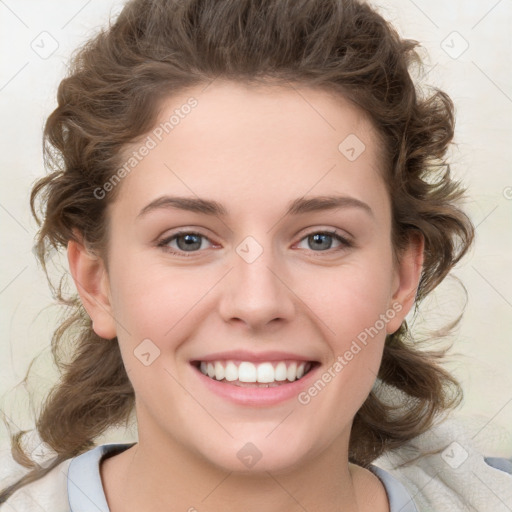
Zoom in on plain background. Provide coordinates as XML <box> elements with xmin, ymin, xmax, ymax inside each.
<box><xmin>0</xmin><ymin>0</ymin><xmax>511</xmax><ymax>453</ymax></box>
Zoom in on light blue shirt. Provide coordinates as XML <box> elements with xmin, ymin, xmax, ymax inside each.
<box><xmin>65</xmin><ymin>442</ymin><xmax>512</xmax><ymax>511</ymax></box>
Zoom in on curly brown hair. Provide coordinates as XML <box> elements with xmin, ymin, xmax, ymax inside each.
<box><xmin>0</xmin><ymin>0</ymin><xmax>474</xmax><ymax>502</ymax></box>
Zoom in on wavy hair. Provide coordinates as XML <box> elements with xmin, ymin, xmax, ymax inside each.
<box><xmin>0</xmin><ymin>0</ymin><xmax>474</xmax><ymax>501</ymax></box>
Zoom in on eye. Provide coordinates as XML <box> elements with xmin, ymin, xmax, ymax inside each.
<box><xmin>157</xmin><ymin>231</ymin><xmax>214</xmax><ymax>256</ymax></box>
<box><xmin>157</xmin><ymin>229</ymin><xmax>353</xmax><ymax>257</ymax></box>
<box><xmin>295</xmin><ymin>230</ymin><xmax>352</xmax><ymax>253</ymax></box>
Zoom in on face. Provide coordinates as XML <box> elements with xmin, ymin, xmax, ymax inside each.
<box><xmin>71</xmin><ymin>80</ymin><xmax>422</xmax><ymax>474</ymax></box>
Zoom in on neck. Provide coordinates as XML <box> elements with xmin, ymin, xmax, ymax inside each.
<box><xmin>101</xmin><ymin>431</ymin><xmax>386</xmax><ymax>512</ymax></box>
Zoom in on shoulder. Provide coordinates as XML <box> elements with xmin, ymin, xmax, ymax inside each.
<box><xmin>0</xmin><ymin>441</ymin><xmax>133</xmax><ymax>512</ymax></box>
<box><xmin>370</xmin><ymin>415</ymin><xmax>512</xmax><ymax>512</ymax></box>
<box><xmin>67</xmin><ymin>442</ymin><xmax>135</xmax><ymax>512</ymax></box>
<box><xmin>484</xmin><ymin>456</ymin><xmax>512</xmax><ymax>474</ymax></box>
<box><xmin>0</xmin><ymin>447</ymin><xmax>71</xmax><ymax>511</ymax></box>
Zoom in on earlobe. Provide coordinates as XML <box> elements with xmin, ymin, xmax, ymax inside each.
<box><xmin>67</xmin><ymin>235</ymin><xmax>117</xmax><ymax>340</ymax></box>
<box><xmin>386</xmin><ymin>232</ymin><xmax>425</xmax><ymax>334</ymax></box>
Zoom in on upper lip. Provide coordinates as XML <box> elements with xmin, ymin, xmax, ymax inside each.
<box><xmin>190</xmin><ymin>350</ymin><xmax>319</xmax><ymax>363</ymax></box>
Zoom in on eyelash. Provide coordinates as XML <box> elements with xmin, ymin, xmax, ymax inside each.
<box><xmin>157</xmin><ymin>229</ymin><xmax>353</xmax><ymax>257</ymax></box>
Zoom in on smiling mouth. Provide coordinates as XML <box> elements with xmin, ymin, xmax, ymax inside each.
<box><xmin>191</xmin><ymin>360</ymin><xmax>319</xmax><ymax>387</ymax></box>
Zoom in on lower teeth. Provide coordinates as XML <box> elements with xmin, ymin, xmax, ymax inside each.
<box><xmin>210</xmin><ymin>378</ymin><xmax>298</xmax><ymax>387</ymax></box>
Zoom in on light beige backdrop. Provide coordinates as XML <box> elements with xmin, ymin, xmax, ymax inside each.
<box><xmin>0</xmin><ymin>0</ymin><xmax>511</xmax><ymax>453</ymax></box>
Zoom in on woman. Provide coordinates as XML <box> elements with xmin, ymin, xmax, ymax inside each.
<box><xmin>1</xmin><ymin>0</ymin><xmax>510</xmax><ymax>510</ymax></box>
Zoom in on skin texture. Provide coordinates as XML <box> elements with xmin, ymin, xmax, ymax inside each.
<box><xmin>68</xmin><ymin>81</ymin><xmax>424</xmax><ymax>512</ymax></box>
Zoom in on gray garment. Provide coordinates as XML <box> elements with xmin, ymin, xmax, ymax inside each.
<box><xmin>67</xmin><ymin>443</ymin><xmax>512</xmax><ymax>512</ymax></box>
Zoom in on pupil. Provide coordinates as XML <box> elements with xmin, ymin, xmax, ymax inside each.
<box><xmin>310</xmin><ymin>233</ymin><xmax>331</xmax><ymax>251</ymax></box>
<box><xmin>178</xmin><ymin>234</ymin><xmax>201</xmax><ymax>251</ymax></box>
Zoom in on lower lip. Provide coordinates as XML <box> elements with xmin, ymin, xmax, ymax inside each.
<box><xmin>191</xmin><ymin>364</ymin><xmax>320</xmax><ymax>406</ymax></box>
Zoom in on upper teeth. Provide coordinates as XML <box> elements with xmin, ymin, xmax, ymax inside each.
<box><xmin>198</xmin><ymin>360</ymin><xmax>311</xmax><ymax>383</ymax></box>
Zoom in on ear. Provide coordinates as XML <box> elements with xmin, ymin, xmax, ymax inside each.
<box><xmin>386</xmin><ymin>231</ymin><xmax>425</xmax><ymax>334</ymax></box>
<box><xmin>67</xmin><ymin>233</ymin><xmax>117</xmax><ymax>340</ymax></box>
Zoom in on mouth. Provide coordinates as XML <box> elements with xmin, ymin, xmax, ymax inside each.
<box><xmin>191</xmin><ymin>359</ymin><xmax>319</xmax><ymax>388</ymax></box>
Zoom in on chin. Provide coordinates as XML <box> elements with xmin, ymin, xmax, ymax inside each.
<box><xmin>207</xmin><ymin>449</ymin><xmax>307</xmax><ymax>475</ymax></box>
<box><xmin>191</xmin><ymin>432</ymin><xmax>315</xmax><ymax>475</ymax></box>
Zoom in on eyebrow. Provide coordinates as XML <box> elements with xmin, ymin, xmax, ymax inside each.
<box><xmin>137</xmin><ymin>194</ymin><xmax>374</xmax><ymax>219</ymax></box>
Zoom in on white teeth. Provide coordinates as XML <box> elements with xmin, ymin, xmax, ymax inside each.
<box><xmin>214</xmin><ymin>361</ymin><xmax>225</xmax><ymax>380</ymax></box>
<box><xmin>225</xmin><ymin>361</ymin><xmax>238</xmax><ymax>381</ymax></box>
<box><xmin>257</xmin><ymin>362</ymin><xmax>275</xmax><ymax>383</ymax></box>
<box><xmin>287</xmin><ymin>362</ymin><xmax>297</xmax><ymax>381</ymax></box>
<box><xmin>238</xmin><ymin>362</ymin><xmax>257</xmax><ymax>382</ymax></box>
<box><xmin>274</xmin><ymin>362</ymin><xmax>288</xmax><ymax>381</ymax></box>
<box><xmin>196</xmin><ymin>360</ymin><xmax>311</xmax><ymax>383</ymax></box>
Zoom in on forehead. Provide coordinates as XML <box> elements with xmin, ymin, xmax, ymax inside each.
<box><xmin>150</xmin><ymin>80</ymin><xmax>382</xmax><ymax>158</ymax></box>
<box><xmin>111</xmin><ymin>81</ymin><xmax>389</xmax><ymax>221</ymax></box>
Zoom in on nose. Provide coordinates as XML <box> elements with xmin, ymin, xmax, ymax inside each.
<box><xmin>218</xmin><ymin>239</ymin><xmax>296</xmax><ymax>331</ymax></box>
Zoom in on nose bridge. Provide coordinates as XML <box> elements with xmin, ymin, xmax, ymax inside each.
<box><xmin>218</xmin><ymin>233</ymin><xmax>294</xmax><ymax>328</ymax></box>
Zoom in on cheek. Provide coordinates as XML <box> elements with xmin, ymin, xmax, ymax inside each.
<box><xmin>299</xmin><ymin>261</ymin><xmax>394</xmax><ymax>418</ymax></box>
<box><xmin>309</xmin><ymin>252</ymin><xmax>395</xmax><ymax>340</ymax></box>
<box><xmin>302</xmin><ymin>247</ymin><xmax>395</xmax><ymax>407</ymax></box>
<box><xmin>107</xmin><ymin>250</ymin><xmax>228</xmax><ymax>373</ymax></box>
